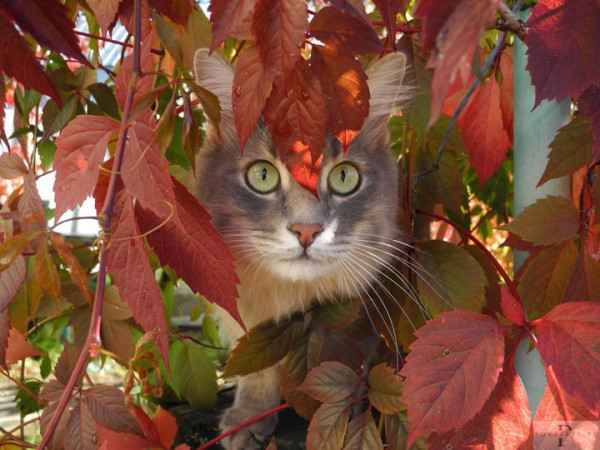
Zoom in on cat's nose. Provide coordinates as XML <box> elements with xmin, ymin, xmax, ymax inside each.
<box><xmin>290</xmin><ymin>223</ymin><xmax>323</xmax><ymax>247</ymax></box>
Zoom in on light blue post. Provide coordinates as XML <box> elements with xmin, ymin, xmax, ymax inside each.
<box><xmin>513</xmin><ymin>12</ymin><xmax>570</xmax><ymax>415</ymax></box>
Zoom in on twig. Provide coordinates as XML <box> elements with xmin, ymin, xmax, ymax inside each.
<box><xmin>74</xmin><ymin>30</ymin><xmax>165</xmax><ymax>56</ymax></box>
<box><xmin>36</xmin><ymin>1</ymin><xmax>144</xmax><ymax>448</ymax></box>
<box><xmin>198</xmin><ymin>403</ymin><xmax>291</xmax><ymax>450</ymax></box>
<box><xmin>496</xmin><ymin>3</ymin><xmax>527</xmax><ymax>41</ymax></box>
<box><xmin>414</xmin><ymin>0</ymin><xmax>524</xmax><ymax>185</ymax></box>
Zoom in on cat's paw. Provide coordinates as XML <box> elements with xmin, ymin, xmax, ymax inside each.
<box><xmin>219</xmin><ymin>406</ymin><xmax>278</xmax><ymax>450</ymax></box>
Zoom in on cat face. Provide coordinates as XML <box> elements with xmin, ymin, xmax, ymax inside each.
<box><xmin>193</xmin><ymin>50</ymin><xmax>407</xmax><ymax>296</ymax></box>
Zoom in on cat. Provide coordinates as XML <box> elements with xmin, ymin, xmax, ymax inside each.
<box><xmin>192</xmin><ymin>48</ymin><xmax>408</xmax><ymax>449</ymax></box>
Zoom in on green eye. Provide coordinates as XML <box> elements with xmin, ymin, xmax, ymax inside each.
<box><xmin>246</xmin><ymin>161</ymin><xmax>280</xmax><ymax>193</ymax></box>
<box><xmin>328</xmin><ymin>163</ymin><xmax>360</xmax><ymax>195</ymax></box>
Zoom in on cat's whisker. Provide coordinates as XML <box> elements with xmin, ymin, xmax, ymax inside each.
<box><xmin>339</xmin><ymin>256</ymin><xmax>401</xmax><ymax>357</ymax></box>
<box><xmin>350</xmin><ymin>237</ymin><xmax>450</xmax><ymax>303</ymax></box>
<box><xmin>352</xmin><ymin>247</ymin><xmax>430</xmax><ymax>321</ymax></box>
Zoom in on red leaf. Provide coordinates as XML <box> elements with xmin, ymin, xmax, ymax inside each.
<box><xmin>562</xmin><ymin>245</ymin><xmax>600</xmax><ymax>302</ymax></box>
<box><xmin>427</xmin><ymin>359</ymin><xmax>532</xmax><ymax>448</ymax></box>
<box><xmin>415</xmin><ymin>0</ymin><xmax>501</xmax><ymax>123</ymax></box>
<box><xmin>310</xmin><ymin>46</ymin><xmax>369</xmax><ymax>150</ymax></box>
<box><xmin>579</xmin><ymin>85</ymin><xmax>600</xmax><ymax>160</ymax></box>
<box><xmin>93</xmin><ymin>157</ymin><xmax>124</xmax><ymax>214</ymax></box>
<box><xmin>106</xmin><ymin>196</ymin><xmax>170</xmax><ymax>364</ymax></box>
<box><xmin>83</xmin><ymin>385</ymin><xmax>141</xmax><ymax>434</ymax></box>
<box><xmin>0</xmin><ymin>151</ymin><xmax>28</xmax><ymax>179</ymax></box>
<box><xmin>371</xmin><ymin>0</ymin><xmax>401</xmax><ymax>48</ymax></box>
<box><xmin>489</xmin><ymin>361</ymin><xmax>532</xmax><ymax>448</ymax></box>
<box><xmin>53</xmin><ymin>115</ymin><xmax>120</xmax><ymax>222</ymax></box>
<box><xmin>0</xmin><ymin>81</ymin><xmax>7</xmax><ymax>148</ymax></box>
<box><xmin>251</xmin><ymin>0</ymin><xmax>308</xmax><ymax>88</ymax></box>
<box><xmin>97</xmin><ymin>427</ymin><xmax>152</xmax><ymax>450</ymax></box>
<box><xmin>525</xmin><ymin>0</ymin><xmax>600</xmax><ymax>106</ymax></box>
<box><xmin>120</xmin><ymin>122</ymin><xmax>177</xmax><ymax>221</ymax></box>
<box><xmin>129</xmin><ymin>405</ymin><xmax>161</xmax><ymax>445</ymax></box>
<box><xmin>151</xmin><ymin>406</ymin><xmax>182</xmax><ymax>448</ymax></box>
<box><xmin>0</xmin><ymin>255</ymin><xmax>25</xmax><ymax>312</ymax></box>
<box><xmin>88</xmin><ymin>0</ymin><xmax>121</xmax><ymax>34</ymax></box>
<box><xmin>535</xmin><ymin>302</ymin><xmax>600</xmax><ymax>415</ymax></box>
<box><xmin>0</xmin><ymin>13</ymin><xmax>61</xmax><ymax>104</ymax></box>
<box><xmin>232</xmin><ymin>45</ymin><xmax>273</xmax><ymax>151</ymax></box>
<box><xmin>5</xmin><ymin>0</ymin><xmax>90</xmax><ymax>67</ymax></box>
<box><xmin>5</xmin><ymin>327</ymin><xmax>44</xmax><ymax>365</ymax></box>
<box><xmin>114</xmin><ymin>34</ymin><xmax>155</xmax><ymax>118</ymax></box>
<box><xmin>208</xmin><ymin>0</ymin><xmax>256</xmax><ymax>51</ymax></box>
<box><xmin>148</xmin><ymin>0</ymin><xmax>194</xmax><ymax>25</ymax></box>
<box><xmin>533</xmin><ymin>369</ymin><xmax>599</xmax><ymax>449</ymax></box>
<box><xmin>264</xmin><ymin>58</ymin><xmax>327</xmax><ymax>195</ymax></box>
<box><xmin>400</xmin><ymin>311</ymin><xmax>505</xmax><ymax>447</ymax></box>
<box><xmin>500</xmin><ymin>286</ymin><xmax>525</xmax><ymax>326</ymax></box>
<box><xmin>457</xmin><ymin>75</ymin><xmax>511</xmax><ymax>186</ymax></box>
<box><xmin>50</xmin><ymin>232</ymin><xmax>93</xmax><ymax>305</ymax></box>
<box><xmin>65</xmin><ymin>401</ymin><xmax>96</xmax><ymax>450</ymax></box>
<box><xmin>309</xmin><ymin>5</ymin><xmax>382</xmax><ymax>55</ymax></box>
<box><xmin>136</xmin><ymin>180</ymin><xmax>242</xmax><ymax>329</ymax></box>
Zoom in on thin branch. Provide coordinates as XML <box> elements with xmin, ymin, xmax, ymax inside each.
<box><xmin>414</xmin><ymin>0</ymin><xmax>524</xmax><ymax>185</ymax></box>
<box><xmin>0</xmin><ymin>425</ymin><xmax>37</xmax><ymax>448</ymax></box>
<box><xmin>74</xmin><ymin>30</ymin><xmax>165</xmax><ymax>56</ymax></box>
<box><xmin>495</xmin><ymin>3</ymin><xmax>527</xmax><ymax>41</ymax></box>
<box><xmin>197</xmin><ymin>403</ymin><xmax>291</xmax><ymax>450</ymax></box>
<box><xmin>36</xmin><ymin>0</ymin><xmax>144</xmax><ymax>447</ymax></box>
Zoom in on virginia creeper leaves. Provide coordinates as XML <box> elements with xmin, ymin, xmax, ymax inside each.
<box><xmin>535</xmin><ymin>302</ymin><xmax>600</xmax><ymax>414</ymax></box>
<box><xmin>106</xmin><ymin>196</ymin><xmax>170</xmax><ymax>364</ymax></box>
<box><xmin>53</xmin><ymin>115</ymin><xmax>119</xmax><ymax>221</ymax></box>
<box><xmin>306</xmin><ymin>399</ymin><xmax>352</xmax><ymax>450</ymax></box>
<box><xmin>224</xmin><ymin>314</ymin><xmax>304</xmax><ymax>377</ymax></box>
<box><xmin>297</xmin><ymin>361</ymin><xmax>360</xmax><ymax>404</ymax></box>
<box><xmin>367</xmin><ymin>364</ymin><xmax>405</xmax><ymax>415</ymax></box>
<box><xmin>526</xmin><ymin>0</ymin><xmax>600</xmax><ymax>105</ymax></box>
<box><xmin>401</xmin><ymin>311</ymin><xmax>505</xmax><ymax>447</ymax></box>
<box><xmin>499</xmin><ymin>195</ymin><xmax>580</xmax><ymax>246</ymax></box>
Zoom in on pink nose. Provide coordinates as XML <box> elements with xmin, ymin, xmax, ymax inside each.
<box><xmin>290</xmin><ymin>223</ymin><xmax>323</xmax><ymax>247</ymax></box>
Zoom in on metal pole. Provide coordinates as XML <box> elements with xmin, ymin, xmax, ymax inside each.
<box><xmin>512</xmin><ymin>11</ymin><xmax>570</xmax><ymax>415</ymax></box>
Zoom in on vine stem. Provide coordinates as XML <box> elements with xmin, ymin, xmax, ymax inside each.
<box><xmin>415</xmin><ymin>208</ymin><xmax>522</xmax><ymax>307</ymax></box>
<box><xmin>36</xmin><ymin>0</ymin><xmax>143</xmax><ymax>448</ymax></box>
<box><xmin>198</xmin><ymin>403</ymin><xmax>290</xmax><ymax>450</ymax></box>
<box><xmin>0</xmin><ymin>370</ymin><xmax>48</xmax><ymax>407</ymax></box>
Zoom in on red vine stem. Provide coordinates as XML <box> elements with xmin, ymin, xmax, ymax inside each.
<box><xmin>36</xmin><ymin>1</ymin><xmax>143</xmax><ymax>448</ymax></box>
<box><xmin>415</xmin><ymin>208</ymin><xmax>521</xmax><ymax>304</ymax></box>
<box><xmin>198</xmin><ymin>403</ymin><xmax>290</xmax><ymax>450</ymax></box>
<box><xmin>74</xmin><ymin>30</ymin><xmax>164</xmax><ymax>56</ymax></box>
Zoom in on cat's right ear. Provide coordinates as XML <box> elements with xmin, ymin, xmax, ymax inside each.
<box><xmin>194</xmin><ymin>49</ymin><xmax>236</xmax><ymax>139</ymax></box>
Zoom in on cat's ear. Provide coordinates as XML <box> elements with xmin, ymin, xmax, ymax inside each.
<box><xmin>194</xmin><ymin>48</ymin><xmax>236</xmax><ymax>138</ymax></box>
<box><xmin>364</xmin><ymin>52</ymin><xmax>407</xmax><ymax>131</ymax></box>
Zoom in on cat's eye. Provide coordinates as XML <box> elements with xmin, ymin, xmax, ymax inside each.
<box><xmin>246</xmin><ymin>161</ymin><xmax>280</xmax><ymax>193</ymax></box>
<box><xmin>328</xmin><ymin>163</ymin><xmax>360</xmax><ymax>195</ymax></box>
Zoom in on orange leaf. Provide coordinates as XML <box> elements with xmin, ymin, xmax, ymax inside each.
<box><xmin>5</xmin><ymin>327</ymin><xmax>44</xmax><ymax>365</ymax></box>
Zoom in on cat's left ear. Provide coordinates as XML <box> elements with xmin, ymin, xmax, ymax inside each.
<box><xmin>194</xmin><ymin>48</ymin><xmax>236</xmax><ymax>138</ymax></box>
<box><xmin>363</xmin><ymin>52</ymin><xmax>408</xmax><ymax>131</ymax></box>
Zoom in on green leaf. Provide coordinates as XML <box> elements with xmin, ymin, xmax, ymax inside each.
<box><xmin>16</xmin><ymin>380</ymin><xmax>44</xmax><ymax>415</ymax></box>
<box><xmin>297</xmin><ymin>361</ymin><xmax>360</xmax><ymax>404</ymax></box>
<box><xmin>181</xmin><ymin>7</ymin><xmax>212</xmax><ymax>70</ymax></box>
<box><xmin>38</xmin><ymin>139</ymin><xmax>57</xmax><ymax>170</ymax></box>
<box><xmin>87</xmin><ymin>83</ymin><xmax>121</xmax><ymax>120</ymax></box>
<box><xmin>168</xmin><ymin>339</ymin><xmax>217</xmax><ymax>409</ymax></box>
<box><xmin>280</xmin><ymin>331</ymin><xmax>321</xmax><ymax>420</ymax></box>
<box><xmin>153</xmin><ymin>11</ymin><xmax>183</xmax><ymax>65</ymax></box>
<box><xmin>202</xmin><ymin>314</ymin><xmax>222</xmax><ymax>347</ymax></box>
<box><xmin>313</xmin><ymin>300</ymin><xmax>361</xmax><ymax>330</ymax></box>
<box><xmin>417</xmin><ymin>240</ymin><xmax>487</xmax><ymax>316</ymax></box>
<box><xmin>306</xmin><ymin>400</ymin><xmax>352</xmax><ymax>450</ymax></box>
<box><xmin>343</xmin><ymin>411</ymin><xmax>383</xmax><ymax>450</ymax></box>
<box><xmin>42</xmin><ymin>96</ymin><xmax>77</xmax><ymax>141</ymax></box>
<box><xmin>224</xmin><ymin>314</ymin><xmax>305</xmax><ymax>377</ymax></box>
<box><xmin>499</xmin><ymin>195</ymin><xmax>580</xmax><ymax>246</ymax></box>
<box><xmin>538</xmin><ymin>115</ymin><xmax>593</xmax><ymax>186</ymax></box>
<box><xmin>384</xmin><ymin>412</ymin><xmax>428</xmax><ymax>450</ymax></box>
<box><xmin>14</xmin><ymin>88</ymin><xmax>42</xmax><ymax>116</ymax></box>
<box><xmin>518</xmin><ymin>241</ymin><xmax>578</xmax><ymax>320</ymax></box>
<box><xmin>368</xmin><ymin>364</ymin><xmax>405</xmax><ymax>414</ymax></box>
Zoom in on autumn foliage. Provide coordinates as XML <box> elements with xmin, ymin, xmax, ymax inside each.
<box><xmin>0</xmin><ymin>0</ymin><xmax>600</xmax><ymax>448</ymax></box>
